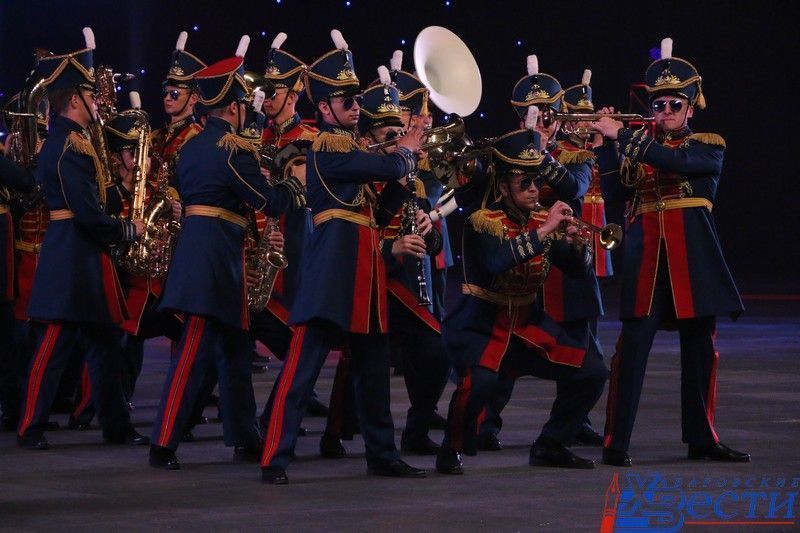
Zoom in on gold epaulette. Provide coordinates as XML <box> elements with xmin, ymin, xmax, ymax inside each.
<box><xmin>418</xmin><ymin>156</ymin><xmax>431</xmax><ymax>172</ymax></box>
<box><xmin>65</xmin><ymin>130</ymin><xmax>97</xmax><ymax>158</ymax></box>
<box><xmin>217</xmin><ymin>132</ymin><xmax>260</xmax><ymax>160</ymax></box>
<box><xmin>686</xmin><ymin>133</ymin><xmax>726</xmax><ymax>148</ymax></box>
<box><xmin>297</xmin><ymin>124</ymin><xmax>320</xmax><ymax>142</ymax></box>
<box><xmin>312</xmin><ymin>131</ymin><xmax>360</xmax><ymax>153</ymax></box>
<box><xmin>469</xmin><ymin>208</ymin><xmax>505</xmax><ymax>238</ymax></box>
<box><xmin>556</xmin><ymin>142</ymin><xmax>595</xmax><ymax>165</ymax></box>
<box><xmin>414</xmin><ymin>178</ymin><xmax>427</xmax><ymax>199</ymax></box>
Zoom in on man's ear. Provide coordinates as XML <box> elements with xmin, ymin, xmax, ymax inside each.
<box><xmin>498</xmin><ymin>180</ymin><xmax>510</xmax><ymax>198</ymax></box>
<box><xmin>317</xmin><ymin>100</ymin><xmax>329</xmax><ymax>115</ymax></box>
<box><xmin>687</xmin><ymin>105</ymin><xmax>695</xmax><ymax>119</ymax></box>
<box><xmin>188</xmin><ymin>92</ymin><xmax>199</xmax><ymax>106</ymax></box>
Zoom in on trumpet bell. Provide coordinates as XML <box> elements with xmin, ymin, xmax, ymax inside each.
<box><xmin>599</xmin><ymin>223</ymin><xmax>624</xmax><ymax>251</ymax></box>
<box><xmin>414</xmin><ymin>26</ymin><xmax>482</xmax><ymax>117</ymax></box>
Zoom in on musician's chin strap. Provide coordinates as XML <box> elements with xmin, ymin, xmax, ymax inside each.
<box><xmin>76</xmin><ymin>86</ymin><xmax>97</xmax><ymax>126</ymax></box>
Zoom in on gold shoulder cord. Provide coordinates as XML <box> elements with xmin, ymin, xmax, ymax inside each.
<box><xmin>312</xmin><ymin>152</ymin><xmax>365</xmax><ymax>208</ymax></box>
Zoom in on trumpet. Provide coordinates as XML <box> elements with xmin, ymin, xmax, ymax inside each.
<box><xmin>366</xmin><ymin>115</ymin><xmax>465</xmax><ymax>151</ymax></box>
<box><xmin>542</xmin><ymin>109</ymin><xmax>653</xmax><ymax>128</ymax></box>
<box><xmin>561</xmin><ymin>209</ymin><xmax>623</xmax><ymax>251</ymax></box>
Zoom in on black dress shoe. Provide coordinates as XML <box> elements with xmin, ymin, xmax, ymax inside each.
<box><xmin>436</xmin><ymin>447</ymin><xmax>464</xmax><ymax>475</ymax></box>
<box><xmin>401</xmin><ymin>434</ymin><xmax>441</xmax><ymax>455</ymax></box>
<box><xmin>602</xmin><ymin>447</ymin><xmax>632</xmax><ymax>467</ymax></box>
<box><xmin>477</xmin><ymin>433</ymin><xmax>503</xmax><ymax>451</ymax></box>
<box><xmin>105</xmin><ymin>428</ymin><xmax>150</xmax><ymax>445</ymax></box>
<box><xmin>688</xmin><ymin>442</ymin><xmax>750</xmax><ymax>463</ymax></box>
<box><xmin>320</xmin><ymin>432</ymin><xmax>347</xmax><ymax>459</ymax></box>
<box><xmin>1</xmin><ymin>413</ymin><xmax>19</xmax><ymax>431</ymax></box>
<box><xmin>261</xmin><ymin>466</ymin><xmax>288</xmax><ymax>484</ymax></box>
<box><xmin>251</xmin><ymin>352</ymin><xmax>269</xmax><ymax>374</ymax></box>
<box><xmin>298</xmin><ymin>427</ymin><xmax>308</xmax><ymax>436</ymax></box>
<box><xmin>181</xmin><ymin>431</ymin><xmax>195</xmax><ymax>443</ymax></box>
<box><xmin>305</xmin><ymin>397</ymin><xmax>330</xmax><ymax>417</ymax></box>
<box><xmin>574</xmin><ymin>426</ymin><xmax>604</xmax><ymax>447</ymax></box>
<box><xmin>368</xmin><ymin>459</ymin><xmax>426</xmax><ymax>478</ymax></box>
<box><xmin>530</xmin><ymin>436</ymin><xmax>594</xmax><ymax>469</ymax></box>
<box><xmin>17</xmin><ymin>434</ymin><xmax>49</xmax><ymax>450</ymax></box>
<box><xmin>149</xmin><ymin>445</ymin><xmax>180</xmax><ymax>470</ymax></box>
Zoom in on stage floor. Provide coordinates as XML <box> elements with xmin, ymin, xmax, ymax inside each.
<box><xmin>2</xmin><ymin>299</ymin><xmax>798</xmax><ymax>532</ymax></box>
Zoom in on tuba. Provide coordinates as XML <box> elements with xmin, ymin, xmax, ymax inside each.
<box><xmin>118</xmin><ymin>93</ymin><xmax>179</xmax><ymax>278</ymax></box>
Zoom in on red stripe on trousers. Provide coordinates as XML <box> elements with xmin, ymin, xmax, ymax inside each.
<box><xmin>662</xmin><ymin>210</ymin><xmax>694</xmax><ymax>319</ymax></box>
<box><xmin>478</xmin><ymin>312</ymin><xmax>512</xmax><ymax>372</ymax></box>
<box><xmin>449</xmin><ymin>369</ymin><xmax>473</xmax><ymax>452</ymax></box>
<box><xmin>100</xmin><ymin>253</ymin><xmax>128</xmax><ymax>324</ymax></box>
<box><xmin>72</xmin><ymin>362</ymin><xmax>92</xmax><ymax>418</ymax></box>
<box><xmin>18</xmin><ymin>323</ymin><xmax>62</xmax><ymax>436</ymax></box>
<box><xmin>350</xmin><ymin>226</ymin><xmax>373</xmax><ymax>333</ymax></box>
<box><xmin>634</xmin><ymin>214</ymin><xmax>660</xmax><ymax>317</ymax></box>
<box><xmin>158</xmin><ymin>316</ymin><xmax>205</xmax><ymax>447</ymax></box>
<box><xmin>542</xmin><ymin>267</ymin><xmax>565</xmax><ymax>323</ymax></box>
<box><xmin>261</xmin><ymin>324</ymin><xmax>307</xmax><ymax>467</ymax></box>
<box><xmin>603</xmin><ymin>333</ymin><xmax>624</xmax><ymax>449</ymax></box>
<box><xmin>386</xmin><ymin>278</ymin><xmax>441</xmax><ymax>333</ymax></box>
<box><xmin>266</xmin><ymin>299</ymin><xmax>291</xmax><ymax>325</ymax></box>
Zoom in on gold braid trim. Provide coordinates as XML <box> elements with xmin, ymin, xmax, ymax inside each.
<box><xmin>418</xmin><ymin>156</ymin><xmax>431</xmax><ymax>171</ymax></box>
<box><xmin>65</xmin><ymin>131</ymin><xmax>107</xmax><ymax>205</ymax></box>
<box><xmin>686</xmin><ymin>133</ymin><xmax>726</xmax><ymax>148</ymax></box>
<box><xmin>312</xmin><ymin>131</ymin><xmax>360</xmax><ymax>153</ymax></box>
<box><xmin>414</xmin><ymin>178</ymin><xmax>427</xmax><ymax>199</ymax></box>
<box><xmin>216</xmin><ymin>133</ymin><xmax>260</xmax><ymax>161</ymax></box>
<box><xmin>469</xmin><ymin>209</ymin><xmax>505</xmax><ymax>239</ymax></box>
<box><xmin>556</xmin><ymin>147</ymin><xmax>595</xmax><ymax>165</ymax></box>
<box><xmin>297</xmin><ymin>125</ymin><xmax>320</xmax><ymax>142</ymax></box>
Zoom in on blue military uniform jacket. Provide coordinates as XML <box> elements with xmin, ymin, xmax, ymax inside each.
<box><xmin>158</xmin><ymin>116</ymin><xmax>302</xmax><ymax>330</ymax></box>
<box><xmin>598</xmin><ymin>126</ymin><xmax>743</xmax><ymax>320</ymax></box>
<box><xmin>443</xmin><ymin>201</ymin><xmax>591</xmax><ymax>373</ymax></box>
<box><xmin>289</xmin><ymin>122</ymin><xmax>415</xmax><ymax>334</ymax></box>
<box><xmin>27</xmin><ymin>116</ymin><xmax>136</xmax><ymax>324</ymax></box>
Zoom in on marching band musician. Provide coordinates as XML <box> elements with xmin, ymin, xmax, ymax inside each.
<box><xmin>149</xmin><ymin>36</ymin><xmax>306</xmax><ymax>470</ymax></box>
<box><xmin>477</xmin><ymin>56</ymin><xmax>603</xmax><ymax>450</ymax></box>
<box><xmin>592</xmin><ymin>38</ymin><xmax>748</xmax><ymax>466</ymax></box>
<box><xmin>363</xmin><ymin>66</ymin><xmax>448</xmax><ymax>456</ymax></box>
<box><xmin>18</xmin><ymin>28</ymin><xmax>149</xmax><ymax>450</ymax></box>
<box><xmin>259</xmin><ymin>30</ymin><xmax>426</xmax><ymax>484</ymax></box>
<box><xmin>435</xmin><ymin>128</ymin><xmax>607</xmax><ymax>474</ymax></box>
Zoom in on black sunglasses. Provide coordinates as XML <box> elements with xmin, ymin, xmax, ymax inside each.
<box><xmin>329</xmin><ymin>94</ymin><xmax>363</xmax><ymax>111</ymax></box>
<box><xmin>516</xmin><ymin>174</ymin><xmax>545</xmax><ymax>191</ymax></box>
<box><xmin>651</xmin><ymin>99</ymin><xmax>684</xmax><ymax>113</ymax></box>
<box><xmin>162</xmin><ymin>89</ymin><xmax>183</xmax><ymax>101</ymax></box>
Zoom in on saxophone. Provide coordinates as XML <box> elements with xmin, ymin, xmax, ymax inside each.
<box><xmin>89</xmin><ymin>66</ymin><xmax>126</xmax><ymax>205</ymax></box>
<box><xmin>246</xmin><ymin>212</ymin><xmax>289</xmax><ymax>311</ymax></box>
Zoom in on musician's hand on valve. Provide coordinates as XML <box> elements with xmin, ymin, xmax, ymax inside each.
<box><xmin>268</xmin><ymin>230</ymin><xmax>285</xmax><ymax>254</ymax></box>
<box><xmin>396</xmin><ymin>123</ymin><xmax>425</xmax><ymax>155</ymax></box>
<box><xmin>260</xmin><ymin>166</ymin><xmax>271</xmax><ymax>180</ymax></box>
<box><xmin>537</xmin><ymin>200</ymin><xmax>573</xmax><ymax>241</ymax></box>
<box><xmin>132</xmin><ymin>219</ymin><xmax>145</xmax><ymax>237</ymax></box>
<box><xmin>245</xmin><ymin>267</ymin><xmax>259</xmax><ymax>290</ymax></box>
<box><xmin>593</xmin><ymin>107</ymin><xmax>623</xmax><ymax>139</ymax></box>
<box><xmin>415</xmin><ymin>209</ymin><xmax>433</xmax><ymax>236</ymax></box>
<box><xmin>392</xmin><ymin>234</ymin><xmax>426</xmax><ymax>258</ymax></box>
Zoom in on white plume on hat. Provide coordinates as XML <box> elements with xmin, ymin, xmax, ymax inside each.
<box><xmin>331</xmin><ymin>29</ymin><xmax>348</xmax><ymax>50</ymax></box>
<box><xmin>661</xmin><ymin>37</ymin><xmax>673</xmax><ymax>60</ymax></box>
<box><xmin>377</xmin><ymin>65</ymin><xmax>391</xmax><ymax>86</ymax></box>
<box><xmin>527</xmin><ymin>54</ymin><xmax>538</xmax><ymax>76</ymax></box>
<box><xmin>581</xmin><ymin>69</ymin><xmax>592</xmax><ymax>86</ymax></box>
<box><xmin>252</xmin><ymin>88</ymin><xmax>266</xmax><ymax>112</ymax></box>
<box><xmin>524</xmin><ymin>105</ymin><xmax>539</xmax><ymax>130</ymax></box>
<box><xmin>390</xmin><ymin>50</ymin><xmax>403</xmax><ymax>72</ymax></box>
<box><xmin>236</xmin><ymin>35</ymin><xmax>250</xmax><ymax>58</ymax></box>
<box><xmin>129</xmin><ymin>91</ymin><xmax>141</xmax><ymax>110</ymax></box>
<box><xmin>271</xmin><ymin>32</ymin><xmax>287</xmax><ymax>50</ymax></box>
<box><xmin>175</xmin><ymin>31</ymin><xmax>188</xmax><ymax>52</ymax></box>
<box><xmin>82</xmin><ymin>27</ymin><xmax>96</xmax><ymax>50</ymax></box>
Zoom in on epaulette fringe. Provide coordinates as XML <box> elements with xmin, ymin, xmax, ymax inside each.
<box><xmin>687</xmin><ymin>133</ymin><xmax>726</xmax><ymax>148</ymax></box>
<box><xmin>217</xmin><ymin>133</ymin><xmax>260</xmax><ymax>160</ymax></box>
<box><xmin>556</xmin><ymin>146</ymin><xmax>595</xmax><ymax>165</ymax></box>
<box><xmin>66</xmin><ymin>131</ymin><xmax>108</xmax><ymax>205</ymax></box>
<box><xmin>469</xmin><ymin>209</ymin><xmax>505</xmax><ymax>239</ymax></box>
<box><xmin>312</xmin><ymin>131</ymin><xmax>360</xmax><ymax>153</ymax></box>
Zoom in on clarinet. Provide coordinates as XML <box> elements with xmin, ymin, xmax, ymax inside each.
<box><xmin>404</xmin><ymin>172</ymin><xmax>433</xmax><ymax>306</ymax></box>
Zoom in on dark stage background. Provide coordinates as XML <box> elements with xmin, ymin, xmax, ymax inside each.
<box><xmin>2</xmin><ymin>0</ymin><xmax>798</xmax><ymax>291</ymax></box>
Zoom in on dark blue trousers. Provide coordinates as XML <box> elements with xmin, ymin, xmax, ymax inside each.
<box><xmin>261</xmin><ymin>319</ymin><xmax>399</xmax><ymax>470</ymax></box>
<box><xmin>604</xmin><ymin>251</ymin><xmax>719</xmax><ymax>452</ymax></box>
<box><xmin>151</xmin><ymin>314</ymin><xmax>259</xmax><ymax>451</ymax></box>
<box><xmin>443</xmin><ymin>334</ymin><xmax>607</xmax><ymax>454</ymax></box>
<box><xmin>18</xmin><ymin>321</ymin><xmax>131</xmax><ymax>440</ymax></box>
